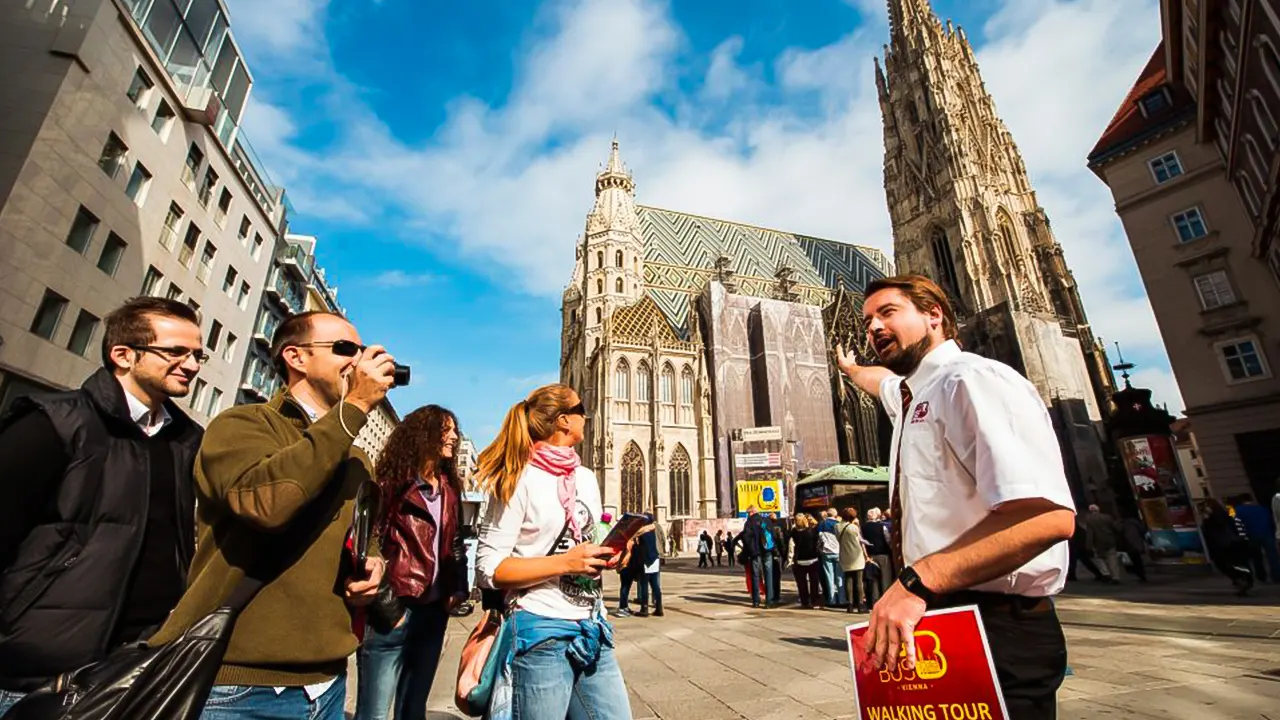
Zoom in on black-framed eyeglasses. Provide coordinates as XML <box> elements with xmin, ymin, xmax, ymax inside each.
<box><xmin>562</xmin><ymin>402</ymin><xmax>586</xmax><ymax>417</ymax></box>
<box><xmin>296</xmin><ymin>339</ymin><xmax>366</xmax><ymax>357</ymax></box>
<box><xmin>128</xmin><ymin>345</ymin><xmax>209</xmax><ymax>364</ymax></box>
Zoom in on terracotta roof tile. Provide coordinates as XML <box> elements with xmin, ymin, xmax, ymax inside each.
<box><xmin>1088</xmin><ymin>42</ymin><xmax>1195</xmax><ymax>164</ymax></box>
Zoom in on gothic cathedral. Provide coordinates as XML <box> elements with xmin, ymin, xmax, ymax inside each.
<box><xmin>877</xmin><ymin>0</ymin><xmax>1119</xmax><ymax>507</ymax></box>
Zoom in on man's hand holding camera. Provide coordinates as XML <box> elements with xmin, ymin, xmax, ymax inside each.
<box><xmin>345</xmin><ymin>345</ymin><xmax>396</xmax><ymax>413</ymax></box>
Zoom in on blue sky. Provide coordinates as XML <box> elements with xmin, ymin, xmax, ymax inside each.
<box><xmin>222</xmin><ymin>0</ymin><xmax>1172</xmax><ymax>445</ymax></box>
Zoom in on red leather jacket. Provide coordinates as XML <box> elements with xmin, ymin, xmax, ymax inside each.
<box><xmin>383</xmin><ymin>479</ymin><xmax>467</xmax><ymax>602</ymax></box>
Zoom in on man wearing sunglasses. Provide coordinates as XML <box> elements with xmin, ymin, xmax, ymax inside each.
<box><xmin>149</xmin><ymin>310</ymin><xmax>397</xmax><ymax>719</ymax></box>
<box><xmin>0</xmin><ymin>297</ymin><xmax>206</xmax><ymax>713</ymax></box>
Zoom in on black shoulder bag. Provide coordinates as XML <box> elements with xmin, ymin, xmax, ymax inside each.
<box><xmin>2</xmin><ymin>474</ymin><xmax>372</xmax><ymax>720</ymax></box>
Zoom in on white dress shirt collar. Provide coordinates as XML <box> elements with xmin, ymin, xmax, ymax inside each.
<box><xmin>904</xmin><ymin>339</ymin><xmax>962</xmax><ymax>391</ymax></box>
<box><xmin>120</xmin><ymin>382</ymin><xmax>172</xmax><ymax>437</ymax></box>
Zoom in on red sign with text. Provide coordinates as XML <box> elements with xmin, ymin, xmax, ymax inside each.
<box><xmin>846</xmin><ymin>606</ymin><xmax>1008</xmax><ymax>720</ymax></box>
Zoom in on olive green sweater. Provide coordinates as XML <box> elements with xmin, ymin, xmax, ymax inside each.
<box><xmin>149</xmin><ymin>393</ymin><xmax>372</xmax><ymax>687</ymax></box>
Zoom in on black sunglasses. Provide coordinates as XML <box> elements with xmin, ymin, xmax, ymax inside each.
<box><xmin>297</xmin><ymin>339</ymin><xmax>366</xmax><ymax>357</ymax></box>
<box><xmin>562</xmin><ymin>402</ymin><xmax>585</xmax><ymax>417</ymax></box>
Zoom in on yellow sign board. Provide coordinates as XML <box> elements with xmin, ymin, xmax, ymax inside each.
<box><xmin>736</xmin><ymin>479</ymin><xmax>782</xmax><ymax>514</ymax></box>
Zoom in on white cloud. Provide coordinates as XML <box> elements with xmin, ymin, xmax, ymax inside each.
<box><xmin>223</xmin><ymin>0</ymin><xmax>330</xmax><ymax>59</ymax></box>
<box><xmin>239</xmin><ymin>0</ymin><xmax>1182</xmax><ymax>407</ymax></box>
<box><xmin>367</xmin><ymin>271</ymin><xmax>434</xmax><ymax>288</ymax></box>
<box><xmin>1128</xmin><ymin>366</ymin><xmax>1186</xmax><ymax>417</ymax></box>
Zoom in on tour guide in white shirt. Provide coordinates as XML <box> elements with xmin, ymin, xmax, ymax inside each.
<box><xmin>836</xmin><ymin>274</ymin><xmax>1076</xmax><ymax>719</ymax></box>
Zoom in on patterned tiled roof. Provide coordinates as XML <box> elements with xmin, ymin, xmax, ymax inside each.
<box><xmin>635</xmin><ymin>206</ymin><xmax>889</xmax><ymax>337</ymax></box>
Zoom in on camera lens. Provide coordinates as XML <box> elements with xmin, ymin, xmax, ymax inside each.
<box><xmin>393</xmin><ymin>364</ymin><xmax>411</xmax><ymax>387</ymax></box>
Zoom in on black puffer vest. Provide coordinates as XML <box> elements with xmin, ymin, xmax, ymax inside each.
<box><xmin>0</xmin><ymin>369</ymin><xmax>202</xmax><ymax>690</ymax></box>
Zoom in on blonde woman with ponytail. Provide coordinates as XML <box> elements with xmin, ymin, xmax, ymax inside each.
<box><xmin>475</xmin><ymin>384</ymin><xmax>632</xmax><ymax>720</ymax></box>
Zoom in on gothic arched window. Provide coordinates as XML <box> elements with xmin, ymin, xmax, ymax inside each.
<box><xmin>615</xmin><ymin>359</ymin><xmax>630</xmax><ymax>399</ymax></box>
<box><xmin>596</xmin><ymin>251</ymin><xmax>603</xmax><ymax>269</ymax></box>
<box><xmin>680</xmin><ymin>367</ymin><xmax>694</xmax><ymax>405</ymax></box>
<box><xmin>669</xmin><ymin>445</ymin><xmax>691</xmax><ymax>517</ymax></box>
<box><xmin>615</xmin><ymin>277</ymin><xmax>624</xmax><ymax>293</ymax></box>
<box><xmin>636</xmin><ymin>361</ymin><xmax>651</xmax><ymax>401</ymax></box>
<box><xmin>621</xmin><ymin>442</ymin><xmax>645</xmax><ymax>514</ymax></box>
<box><xmin>596</xmin><ymin>279</ymin><xmax>603</xmax><ymax>295</ymax></box>
<box><xmin>595</xmin><ymin>307</ymin><xmax>602</xmax><ymax>324</ymax></box>
<box><xmin>615</xmin><ymin>250</ymin><xmax>624</xmax><ymax>267</ymax></box>
<box><xmin>930</xmin><ymin>228</ymin><xmax>959</xmax><ymax>299</ymax></box>
<box><xmin>660</xmin><ymin>364</ymin><xmax>675</xmax><ymax>403</ymax></box>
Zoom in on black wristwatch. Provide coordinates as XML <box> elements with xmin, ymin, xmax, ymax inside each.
<box><xmin>898</xmin><ymin>566</ymin><xmax>939</xmax><ymax>605</ymax></box>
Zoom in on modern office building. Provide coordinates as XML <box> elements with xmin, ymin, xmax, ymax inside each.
<box><xmin>0</xmin><ymin>0</ymin><xmax>284</xmax><ymax>425</ymax></box>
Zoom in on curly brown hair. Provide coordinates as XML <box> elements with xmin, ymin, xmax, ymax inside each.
<box><xmin>375</xmin><ymin>405</ymin><xmax>460</xmax><ymax>535</ymax></box>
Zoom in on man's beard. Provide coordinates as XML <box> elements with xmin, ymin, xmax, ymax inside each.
<box><xmin>879</xmin><ymin>334</ymin><xmax>932</xmax><ymax>376</ymax></box>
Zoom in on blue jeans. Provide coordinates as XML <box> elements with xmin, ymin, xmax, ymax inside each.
<box><xmin>199</xmin><ymin>673</ymin><xmax>346</xmax><ymax>720</ymax></box>
<box><xmin>511</xmin><ymin>611</ymin><xmax>631</xmax><ymax>720</ymax></box>
<box><xmin>821</xmin><ymin>553</ymin><xmax>846</xmax><ymax>606</ymax></box>
<box><xmin>0</xmin><ymin>689</ymin><xmax>24</xmax><ymax>716</ymax></box>
<box><xmin>749</xmin><ymin>553</ymin><xmax>776</xmax><ymax>606</ymax></box>
<box><xmin>355</xmin><ymin>601</ymin><xmax>449</xmax><ymax>720</ymax></box>
<box><xmin>636</xmin><ymin>572</ymin><xmax>661</xmax><ymax>610</ymax></box>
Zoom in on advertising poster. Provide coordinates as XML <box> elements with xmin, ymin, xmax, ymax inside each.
<box><xmin>1118</xmin><ymin>435</ymin><xmax>1203</xmax><ymax>557</ymax></box>
<box><xmin>736</xmin><ymin>477</ymin><xmax>783</xmax><ymax>515</ymax></box>
<box><xmin>847</xmin><ymin>607</ymin><xmax>1008</xmax><ymax>720</ymax></box>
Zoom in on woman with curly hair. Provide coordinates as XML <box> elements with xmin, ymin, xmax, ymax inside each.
<box><xmin>476</xmin><ymin>383</ymin><xmax>631</xmax><ymax>719</ymax></box>
<box><xmin>355</xmin><ymin>405</ymin><xmax>468</xmax><ymax>720</ymax></box>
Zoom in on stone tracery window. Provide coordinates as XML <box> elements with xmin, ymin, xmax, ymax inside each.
<box><xmin>669</xmin><ymin>444</ymin><xmax>691</xmax><ymax>517</ymax></box>
<box><xmin>596</xmin><ymin>250</ymin><xmax>603</xmax><ymax>269</ymax></box>
<box><xmin>616</xmin><ymin>250</ymin><xmax>624</xmax><ymax>267</ymax></box>
<box><xmin>680</xmin><ymin>367</ymin><xmax>694</xmax><ymax>406</ymax></box>
<box><xmin>615</xmin><ymin>359</ymin><xmax>630</xmax><ymax>399</ymax></box>
<box><xmin>660</xmin><ymin>364</ymin><xmax>675</xmax><ymax>403</ymax></box>
<box><xmin>621</xmin><ymin>442</ymin><xmax>645</xmax><ymax>514</ymax></box>
<box><xmin>930</xmin><ymin>227</ymin><xmax>960</xmax><ymax>300</ymax></box>
<box><xmin>636</xmin><ymin>361</ymin><xmax>651</xmax><ymax>401</ymax></box>
<box><xmin>615</xmin><ymin>277</ymin><xmax>624</xmax><ymax>293</ymax></box>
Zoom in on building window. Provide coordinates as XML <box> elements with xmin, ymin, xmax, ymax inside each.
<box><xmin>165</xmin><ymin>283</ymin><xmax>183</xmax><ymax>301</ymax></box>
<box><xmin>660</xmin><ymin>364</ymin><xmax>674</xmax><ymax>403</ymax></box>
<box><xmin>238</xmin><ymin>216</ymin><xmax>251</xmax><ymax>243</ymax></box>
<box><xmin>207</xmin><ymin>319</ymin><xmax>223</xmax><ymax>351</ymax></box>
<box><xmin>615</xmin><ymin>277</ymin><xmax>623</xmax><ymax>293</ymax></box>
<box><xmin>99</xmin><ymin>132</ymin><xmax>128</xmax><ymax>179</ymax></box>
<box><xmin>152</xmin><ymin>99</ymin><xmax>175</xmax><ymax>139</ymax></box>
<box><xmin>930</xmin><ymin>228</ymin><xmax>960</xmax><ymax>300</ymax></box>
<box><xmin>597</xmin><ymin>279</ymin><xmax>603</xmax><ymax>294</ymax></box>
<box><xmin>126</xmin><ymin>67</ymin><xmax>153</xmax><ymax>108</ymax></box>
<box><xmin>1148</xmin><ymin>151</ymin><xmax>1183</xmax><ymax>184</ymax></box>
<box><xmin>96</xmin><ymin>233</ymin><xmax>127</xmax><ymax>276</ymax></box>
<box><xmin>30</xmin><ymin>289</ymin><xmax>68</xmax><ymax>341</ymax></box>
<box><xmin>1217</xmin><ymin>338</ymin><xmax>1269</xmax><ymax>381</ymax></box>
<box><xmin>223</xmin><ymin>332</ymin><xmax>238</xmax><ymax>362</ymax></box>
<box><xmin>1193</xmin><ymin>270</ymin><xmax>1236</xmax><ymax>309</ymax></box>
<box><xmin>252</xmin><ymin>233</ymin><xmax>264</xmax><ymax>260</ymax></box>
<box><xmin>620</xmin><ymin>442</ymin><xmax>645</xmax><ymax>514</ymax></box>
<box><xmin>159</xmin><ymin>202</ymin><xmax>183</xmax><ymax>250</ymax></box>
<box><xmin>65</xmin><ymin>206</ymin><xmax>98</xmax><ymax>254</ymax></box>
<box><xmin>1139</xmin><ymin>89</ymin><xmax>1169</xmax><ymax>116</ymax></box>
<box><xmin>615</xmin><ymin>360</ymin><xmax>630</xmax><ymax>399</ymax></box>
<box><xmin>67</xmin><ymin>310</ymin><xmax>100</xmax><ymax>358</ymax></box>
<box><xmin>190</xmin><ymin>378</ymin><xmax>207</xmax><ymax>411</ymax></box>
<box><xmin>223</xmin><ymin>266</ymin><xmax>238</xmax><ymax>296</ymax></box>
<box><xmin>215</xmin><ymin>188</ymin><xmax>232</xmax><ymax>226</ymax></box>
<box><xmin>637</xmin><ymin>362</ymin><xmax>651</xmax><ymax>402</ymax></box>
<box><xmin>182</xmin><ymin>144</ymin><xmax>204</xmax><ymax>188</ymax></box>
<box><xmin>197</xmin><ymin>242</ymin><xmax>217</xmax><ymax>284</ymax></box>
<box><xmin>237</xmin><ymin>280</ymin><xmax>251</xmax><ymax>309</ymax></box>
<box><xmin>596</xmin><ymin>251</ymin><xmax>603</xmax><ymax>269</ymax></box>
<box><xmin>179</xmin><ymin>224</ymin><xmax>200</xmax><ymax>267</ymax></box>
<box><xmin>1171</xmin><ymin>208</ymin><xmax>1208</xmax><ymax>242</ymax></box>
<box><xmin>207</xmin><ymin>387</ymin><xmax>224</xmax><ymax>417</ymax></box>
<box><xmin>615</xmin><ymin>250</ymin><xmax>624</xmax><ymax>267</ymax></box>
<box><xmin>141</xmin><ymin>266</ymin><xmax>164</xmax><ymax>296</ymax></box>
<box><xmin>595</xmin><ymin>307</ymin><xmax>602</xmax><ymax>324</ymax></box>
<box><xmin>197</xmin><ymin>167</ymin><xmax>218</xmax><ymax>207</ymax></box>
<box><xmin>669</xmin><ymin>445</ymin><xmax>692</xmax><ymax>517</ymax></box>
<box><xmin>125</xmin><ymin>162</ymin><xmax>152</xmax><ymax>206</ymax></box>
<box><xmin>680</xmin><ymin>367</ymin><xmax>694</xmax><ymax>406</ymax></box>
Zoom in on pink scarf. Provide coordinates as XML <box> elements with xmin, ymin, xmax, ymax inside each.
<box><xmin>529</xmin><ymin>442</ymin><xmax>582</xmax><ymax>541</ymax></box>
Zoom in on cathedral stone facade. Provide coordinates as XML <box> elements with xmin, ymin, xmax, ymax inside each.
<box><xmin>560</xmin><ymin>141</ymin><xmax>891</xmax><ymax>521</ymax></box>
<box><xmin>877</xmin><ymin>0</ymin><xmax>1119</xmax><ymax>508</ymax></box>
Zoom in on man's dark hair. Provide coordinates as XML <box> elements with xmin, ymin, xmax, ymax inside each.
<box><xmin>270</xmin><ymin>311</ymin><xmax>343</xmax><ymax>377</ymax></box>
<box><xmin>101</xmin><ymin>297</ymin><xmax>201</xmax><ymax>368</ymax></box>
<box><xmin>865</xmin><ymin>274</ymin><xmax>959</xmax><ymax>341</ymax></box>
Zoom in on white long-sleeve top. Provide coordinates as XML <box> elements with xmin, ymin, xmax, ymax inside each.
<box><xmin>476</xmin><ymin>464</ymin><xmax>604</xmax><ymax>620</ymax></box>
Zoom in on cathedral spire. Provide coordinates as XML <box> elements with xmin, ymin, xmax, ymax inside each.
<box><xmin>596</xmin><ymin>137</ymin><xmax>634</xmax><ymax>196</ymax></box>
<box><xmin>887</xmin><ymin>0</ymin><xmax>940</xmax><ymax>49</ymax></box>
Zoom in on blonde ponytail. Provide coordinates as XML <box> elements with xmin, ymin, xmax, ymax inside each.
<box><xmin>475</xmin><ymin>384</ymin><xmax>579</xmax><ymax>505</ymax></box>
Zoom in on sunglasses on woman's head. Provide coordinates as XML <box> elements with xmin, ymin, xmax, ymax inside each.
<box><xmin>562</xmin><ymin>402</ymin><xmax>585</xmax><ymax>417</ymax></box>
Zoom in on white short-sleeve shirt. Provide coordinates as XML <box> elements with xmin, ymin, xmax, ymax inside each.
<box><xmin>879</xmin><ymin>340</ymin><xmax>1076</xmax><ymax>597</ymax></box>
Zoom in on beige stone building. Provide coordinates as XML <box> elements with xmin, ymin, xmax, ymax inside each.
<box><xmin>1089</xmin><ymin>6</ymin><xmax>1280</xmax><ymax>503</ymax></box>
<box><xmin>0</xmin><ymin>0</ymin><xmax>284</xmax><ymax>426</ymax></box>
<box><xmin>877</xmin><ymin>0</ymin><xmax>1118</xmax><ymax>509</ymax></box>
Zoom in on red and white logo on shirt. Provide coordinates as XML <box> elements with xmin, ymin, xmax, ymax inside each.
<box><xmin>910</xmin><ymin>402</ymin><xmax>930</xmax><ymax>424</ymax></box>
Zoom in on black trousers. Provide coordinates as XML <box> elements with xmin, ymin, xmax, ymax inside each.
<box><xmin>938</xmin><ymin>593</ymin><xmax>1067</xmax><ymax>720</ymax></box>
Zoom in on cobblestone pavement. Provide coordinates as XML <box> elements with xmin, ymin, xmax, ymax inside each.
<box><xmin>346</xmin><ymin>558</ymin><xmax>1280</xmax><ymax>719</ymax></box>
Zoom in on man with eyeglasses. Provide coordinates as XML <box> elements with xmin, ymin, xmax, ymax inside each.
<box><xmin>0</xmin><ymin>297</ymin><xmax>206</xmax><ymax>712</ymax></box>
<box><xmin>149</xmin><ymin>310</ymin><xmax>396</xmax><ymax>719</ymax></box>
